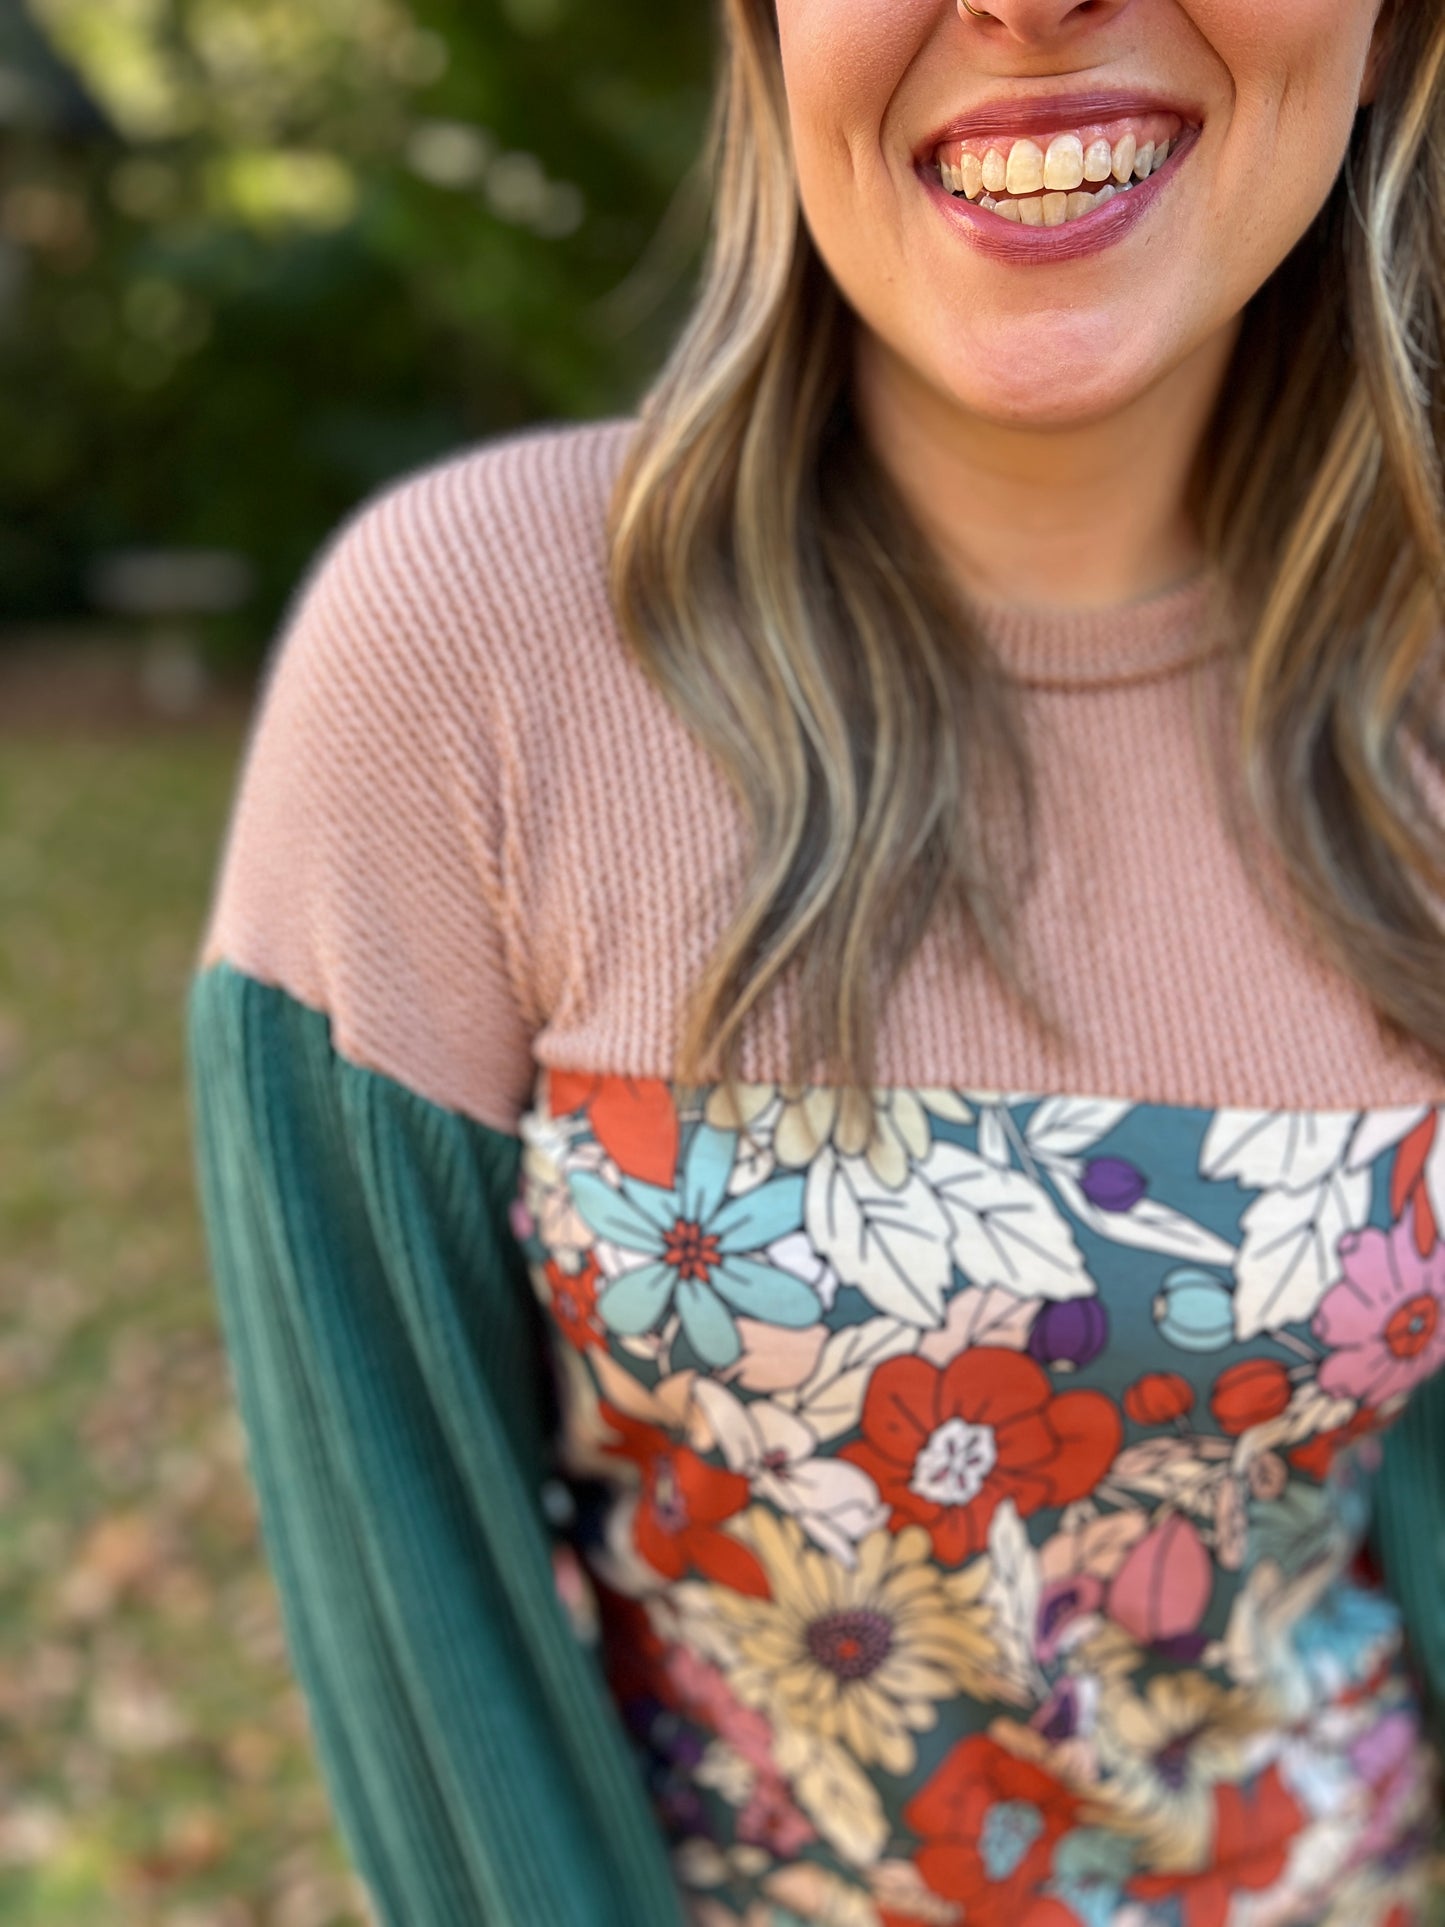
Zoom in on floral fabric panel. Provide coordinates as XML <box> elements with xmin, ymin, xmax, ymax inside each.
<box><xmin>511</xmin><ymin>1074</ymin><xmax>1445</xmax><ymax>1927</ymax></box>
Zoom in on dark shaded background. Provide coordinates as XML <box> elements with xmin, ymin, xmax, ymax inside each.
<box><xmin>1</xmin><ymin>4</ymin><xmax>709</xmax><ymax>1918</ymax></box>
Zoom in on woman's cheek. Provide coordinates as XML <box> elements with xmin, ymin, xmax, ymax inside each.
<box><xmin>775</xmin><ymin>0</ymin><xmax>924</xmax><ymax>159</ymax></box>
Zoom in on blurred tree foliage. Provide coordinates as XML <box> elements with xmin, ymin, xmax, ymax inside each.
<box><xmin>4</xmin><ymin>0</ymin><xmax>713</xmax><ymax>650</ymax></box>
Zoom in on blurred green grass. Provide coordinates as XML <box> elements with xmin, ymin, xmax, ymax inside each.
<box><xmin>0</xmin><ymin>728</ymin><xmax>369</xmax><ymax>1926</ymax></box>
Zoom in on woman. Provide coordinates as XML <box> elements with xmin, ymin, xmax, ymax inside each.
<box><xmin>186</xmin><ymin>0</ymin><xmax>1445</xmax><ymax>1922</ymax></box>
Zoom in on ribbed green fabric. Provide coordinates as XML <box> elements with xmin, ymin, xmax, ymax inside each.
<box><xmin>185</xmin><ymin>960</ymin><xmax>689</xmax><ymax>1927</ymax></box>
<box><xmin>1368</xmin><ymin>1359</ymin><xmax>1445</xmax><ymax>1758</ymax></box>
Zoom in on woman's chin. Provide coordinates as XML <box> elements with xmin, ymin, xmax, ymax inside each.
<box><xmin>927</xmin><ymin>357</ymin><xmax>1156</xmax><ymax>431</ymax></box>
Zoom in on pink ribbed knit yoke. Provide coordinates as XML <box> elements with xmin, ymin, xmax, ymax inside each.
<box><xmin>198</xmin><ymin>419</ymin><xmax>1445</xmax><ymax>1137</ymax></box>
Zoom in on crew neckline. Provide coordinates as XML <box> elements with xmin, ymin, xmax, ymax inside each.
<box><xmin>960</xmin><ymin>562</ymin><xmax>1234</xmax><ymax>690</ymax></box>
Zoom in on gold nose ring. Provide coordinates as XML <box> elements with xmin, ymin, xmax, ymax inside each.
<box><xmin>958</xmin><ymin>0</ymin><xmax>995</xmax><ymax>15</ymax></box>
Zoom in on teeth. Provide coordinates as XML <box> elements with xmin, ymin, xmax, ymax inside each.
<box><xmin>1004</xmin><ymin>139</ymin><xmax>1045</xmax><ymax>195</ymax></box>
<box><xmin>938</xmin><ymin>131</ymin><xmax>1181</xmax><ymax>223</ymax></box>
<box><xmin>1043</xmin><ymin>133</ymin><xmax>1084</xmax><ymax>191</ymax></box>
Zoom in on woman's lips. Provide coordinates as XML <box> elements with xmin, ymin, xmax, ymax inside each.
<box><xmin>917</xmin><ymin>88</ymin><xmax>1206</xmax><ymax>156</ymax></box>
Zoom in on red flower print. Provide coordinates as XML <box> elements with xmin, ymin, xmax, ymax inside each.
<box><xmin>904</xmin><ymin>1732</ymin><xmax>1081</xmax><ymax>1927</ymax></box>
<box><xmin>1123</xmin><ymin>1371</ymin><xmax>1195</xmax><ymax>1426</ymax></box>
<box><xmin>597</xmin><ymin>1402</ymin><xmax>770</xmax><ymax>1597</ymax></box>
<box><xmin>591</xmin><ymin>1577</ymin><xmax>674</xmax><ymax>1710</ymax></box>
<box><xmin>1208</xmin><ymin>1358</ymin><xmax>1292</xmax><ymax>1436</ymax></box>
<box><xmin>543</xmin><ymin>1252</ymin><xmax>605</xmax><ymax>1351</ymax></box>
<box><xmin>546</xmin><ymin>1071</ymin><xmax>679</xmax><ymax>1187</ymax></box>
<box><xmin>839</xmin><ymin>1348</ymin><xmax>1121</xmax><ymax>1565</ymax></box>
<box><xmin>1128</xmin><ymin>1765</ymin><xmax>1305</xmax><ymax>1927</ymax></box>
<box><xmin>1390</xmin><ymin>1112</ymin><xmax>1439</xmax><ymax>1260</ymax></box>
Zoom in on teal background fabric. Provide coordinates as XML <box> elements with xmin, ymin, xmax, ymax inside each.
<box><xmin>185</xmin><ymin>960</ymin><xmax>689</xmax><ymax>1926</ymax></box>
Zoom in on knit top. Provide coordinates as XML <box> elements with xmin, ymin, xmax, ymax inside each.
<box><xmin>185</xmin><ymin>416</ymin><xmax>1445</xmax><ymax>1927</ymax></box>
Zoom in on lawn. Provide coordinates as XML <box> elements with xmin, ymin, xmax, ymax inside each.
<box><xmin>0</xmin><ymin>727</ymin><xmax>369</xmax><ymax>1926</ymax></box>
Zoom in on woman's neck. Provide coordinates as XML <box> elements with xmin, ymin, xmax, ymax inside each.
<box><xmin>852</xmin><ymin>312</ymin><xmax>1240</xmax><ymax>612</ymax></box>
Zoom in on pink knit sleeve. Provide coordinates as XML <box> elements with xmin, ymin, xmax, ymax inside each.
<box><xmin>195</xmin><ymin>453</ymin><xmax>539</xmax><ymax>1137</ymax></box>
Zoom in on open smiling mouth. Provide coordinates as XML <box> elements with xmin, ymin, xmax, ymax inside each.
<box><xmin>932</xmin><ymin>113</ymin><xmax>1192</xmax><ymax>227</ymax></box>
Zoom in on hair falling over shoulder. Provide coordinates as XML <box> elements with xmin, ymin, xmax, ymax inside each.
<box><xmin>607</xmin><ymin>0</ymin><xmax>1445</xmax><ymax>1139</ymax></box>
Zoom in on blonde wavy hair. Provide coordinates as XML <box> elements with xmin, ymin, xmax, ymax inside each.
<box><xmin>608</xmin><ymin>0</ymin><xmax>1445</xmax><ymax>1129</ymax></box>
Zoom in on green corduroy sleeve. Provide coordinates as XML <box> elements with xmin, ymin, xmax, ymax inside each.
<box><xmin>1367</xmin><ymin>1361</ymin><xmax>1445</xmax><ymax>1768</ymax></box>
<box><xmin>185</xmin><ymin>959</ymin><xmax>689</xmax><ymax>1927</ymax></box>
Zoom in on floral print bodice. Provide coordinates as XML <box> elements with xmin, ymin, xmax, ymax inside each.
<box><xmin>510</xmin><ymin>1072</ymin><xmax>1445</xmax><ymax>1927</ymax></box>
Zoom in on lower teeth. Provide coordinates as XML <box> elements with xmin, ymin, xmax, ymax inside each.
<box><xmin>955</xmin><ymin>177</ymin><xmax>1136</xmax><ymax>225</ymax></box>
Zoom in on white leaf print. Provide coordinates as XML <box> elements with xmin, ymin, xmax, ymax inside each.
<box><xmin>788</xmin><ymin>1468</ymin><xmax>892</xmax><ymax>1565</ymax></box>
<box><xmin>1049</xmin><ymin>1170</ymin><xmax>1237</xmax><ymax>1266</ymax></box>
<box><xmin>685</xmin><ymin>1383</ymin><xmax>888</xmax><ymax>1561</ymax></box>
<box><xmin>782</xmin><ymin>1314</ymin><xmax>919</xmax><ymax>1441</ymax></box>
<box><xmin>770</xmin><ymin>1726</ymin><xmax>889</xmax><ymax>1869</ymax></box>
<box><xmin>980</xmin><ymin>1498</ymin><xmax>1047</xmax><ymax>1706</ymax></box>
<box><xmin>1232</xmin><ymin>1163</ymin><xmax>1371</xmax><ymax>1340</ymax></box>
<box><xmin>977</xmin><ymin>1105</ymin><xmax>1012</xmax><ymax>1169</ymax></box>
<box><xmin>805</xmin><ymin>1147</ymin><xmax>956</xmax><ymax>1327</ymax></box>
<box><xmin>1425</xmin><ymin>1113</ymin><xmax>1445</xmax><ymax>1240</ymax></box>
<box><xmin>1200</xmin><ymin>1108</ymin><xmax>1357</xmax><ymax>1191</ymax></box>
<box><xmin>1344</xmin><ymin>1105</ymin><xmax>1428</xmax><ymax>1173</ymax></box>
<box><xmin>689</xmin><ymin>1382</ymin><xmax>815</xmax><ymax>1471</ymax></box>
<box><xmin>1025</xmin><ymin>1096</ymin><xmax>1134</xmax><ymax>1160</ymax></box>
<box><xmin>922</xmin><ymin>1141</ymin><xmax>1093</xmax><ymax>1300</ymax></box>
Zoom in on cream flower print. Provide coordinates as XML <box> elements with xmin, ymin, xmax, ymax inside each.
<box><xmin>703</xmin><ymin>1508</ymin><xmax>1000</xmax><ymax>1778</ymax></box>
<box><xmin>689</xmin><ymin>1380</ymin><xmax>890</xmax><ymax>1566</ymax></box>
<box><xmin>1092</xmin><ymin>1668</ymin><xmax>1280</xmax><ymax>1871</ymax></box>
<box><xmin>703</xmin><ymin>1080</ymin><xmax>942</xmax><ymax>1188</ymax></box>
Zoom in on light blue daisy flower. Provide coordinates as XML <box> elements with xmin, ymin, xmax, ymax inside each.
<box><xmin>1045</xmin><ymin>1827</ymin><xmax>1134</xmax><ymax>1927</ymax></box>
<box><xmin>569</xmin><ymin>1122</ymin><xmax>815</xmax><ymax>1368</ymax></box>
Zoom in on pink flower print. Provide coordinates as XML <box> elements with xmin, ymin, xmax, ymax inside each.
<box><xmin>666</xmin><ymin>1644</ymin><xmax>776</xmax><ymax>1773</ymax></box>
<box><xmin>1314</xmin><ymin>1216</ymin><xmax>1445</xmax><ymax>1408</ymax></box>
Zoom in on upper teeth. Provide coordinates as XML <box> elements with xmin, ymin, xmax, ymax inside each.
<box><xmin>937</xmin><ymin>119</ymin><xmax>1184</xmax><ymax>214</ymax></box>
